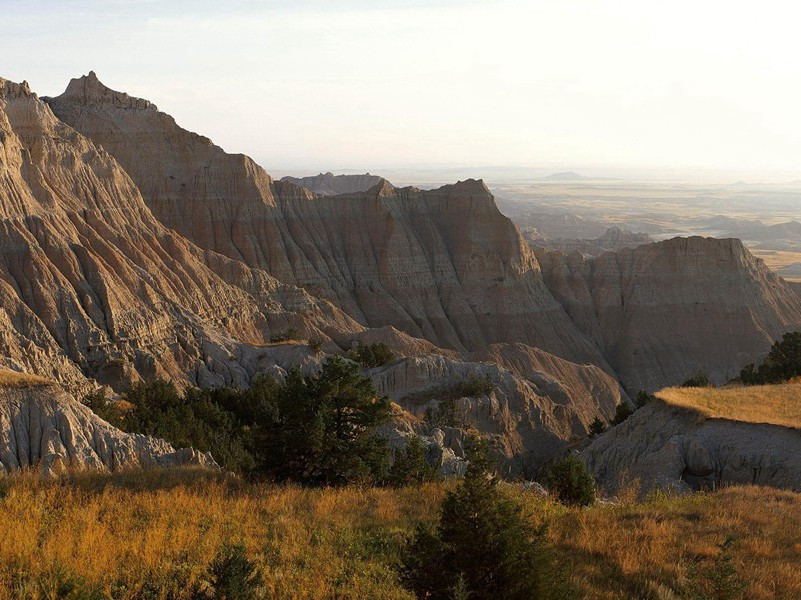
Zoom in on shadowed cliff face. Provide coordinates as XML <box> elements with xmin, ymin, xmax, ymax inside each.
<box><xmin>537</xmin><ymin>236</ymin><xmax>801</xmax><ymax>392</ymax></box>
<box><xmin>47</xmin><ymin>72</ymin><xmax>608</xmax><ymax>367</ymax></box>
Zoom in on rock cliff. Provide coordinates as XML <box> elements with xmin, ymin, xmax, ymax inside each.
<box><xmin>0</xmin><ymin>372</ymin><xmax>216</xmax><ymax>476</ymax></box>
<box><xmin>583</xmin><ymin>399</ymin><xmax>801</xmax><ymax>495</ymax></box>
<box><xmin>47</xmin><ymin>73</ymin><xmax>608</xmax><ymax>367</ymax></box>
<box><xmin>537</xmin><ymin>237</ymin><xmax>801</xmax><ymax>392</ymax></box>
<box><xmin>280</xmin><ymin>172</ymin><xmax>388</xmax><ymax>195</ymax></box>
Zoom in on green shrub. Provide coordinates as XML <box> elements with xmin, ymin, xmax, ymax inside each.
<box><xmin>682</xmin><ymin>370</ymin><xmax>712</xmax><ymax>388</ymax></box>
<box><xmin>270</xmin><ymin>327</ymin><xmax>298</xmax><ymax>343</ymax></box>
<box><xmin>740</xmin><ymin>331</ymin><xmax>801</xmax><ymax>385</ymax></box>
<box><xmin>690</xmin><ymin>537</ymin><xmax>746</xmax><ymax>600</ymax></box>
<box><xmin>611</xmin><ymin>402</ymin><xmax>634</xmax><ymax>425</ymax></box>
<box><xmin>387</xmin><ymin>435</ymin><xmax>440</xmax><ymax>487</ymax></box>
<box><xmin>209</xmin><ymin>542</ymin><xmax>262</xmax><ymax>600</ymax></box>
<box><xmin>349</xmin><ymin>341</ymin><xmax>395</xmax><ymax>368</ymax></box>
<box><xmin>401</xmin><ymin>437</ymin><xmax>569</xmax><ymax>599</ymax></box>
<box><xmin>83</xmin><ymin>388</ymin><xmax>125</xmax><ymax>429</ymax></box>
<box><xmin>588</xmin><ymin>417</ymin><xmax>606</xmax><ymax>437</ymax></box>
<box><xmin>258</xmin><ymin>355</ymin><xmax>392</xmax><ymax>486</ymax></box>
<box><xmin>635</xmin><ymin>390</ymin><xmax>651</xmax><ymax>408</ymax></box>
<box><xmin>425</xmin><ymin>397</ymin><xmax>470</xmax><ymax>429</ymax></box>
<box><xmin>544</xmin><ymin>453</ymin><xmax>596</xmax><ymax>507</ymax></box>
<box><xmin>307</xmin><ymin>337</ymin><xmax>323</xmax><ymax>354</ymax></box>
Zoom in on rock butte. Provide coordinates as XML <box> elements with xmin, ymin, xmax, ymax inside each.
<box><xmin>0</xmin><ymin>71</ymin><xmax>800</xmax><ymax>477</ymax></box>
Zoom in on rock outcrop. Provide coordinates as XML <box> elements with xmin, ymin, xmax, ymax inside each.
<box><xmin>583</xmin><ymin>399</ymin><xmax>801</xmax><ymax>495</ymax></box>
<box><xmin>47</xmin><ymin>73</ymin><xmax>609</xmax><ymax>368</ymax></box>
<box><xmin>281</xmin><ymin>172</ymin><xmax>388</xmax><ymax>196</ymax></box>
<box><xmin>537</xmin><ymin>237</ymin><xmax>801</xmax><ymax>392</ymax></box>
<box><xmin>0</xmin><ymin>76</ymin><xmax>361</xmax><ymax>394</ymax></box>
<box><xmin>0</xmin><ymin>372</ymin><xmax>216</xmax><ymax>476</ymax></box>
<box><xmin>371</xmin><ymin>345</ymin><xmax>625</xmax><ymax>475</ymax></box>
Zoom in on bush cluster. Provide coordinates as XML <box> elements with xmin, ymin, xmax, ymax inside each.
<box><xmin>741</xmin><ymin>331</ymin><xmax>801</xmax><ymax>385</ymax></box>
<box><xmin>348</xmin><ymin>341</ymin><xmax>395</xmax><ymax>368</ymax></box>
<box><xmin>87</xmin><ymin>356</ymin><xmax>393</xmax><ymax>485</ymax></box>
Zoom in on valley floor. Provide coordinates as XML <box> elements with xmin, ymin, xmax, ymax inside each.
<box><xmin>0</xmin><ymin>469</ymin><xmax>799</xmax><ymax>599</ymax></box>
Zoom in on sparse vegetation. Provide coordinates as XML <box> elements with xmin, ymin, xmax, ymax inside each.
<box><xmin>82</xmin><ymin>388</ymin><xmax>126</xmax><ymax>429</ymax></box>
<box><xmin>544</xmin><ymin>453</ymin><xmax>596</xmax><ymax>507</ymax></box>
<box><xmin>588</xmin><ymin>417</ymin><xmax>606</xmax><ymax>437</ymax></box>
<box><xmin>740</xmin><ymin>331</ymin><xmax>801</xmax><ymax>385</ymax></box>
<box><xmin>682</xmin><ymin>370</ymin><xmax>713</xmax><ymax>388</ymax></box>
<box><xmin>307</xmin><ymin>337</ymin><xmax>323</xmax><ymax>354</ymax></box>
<box><xmin>349</xmin><ymin>341</ymin><xmax>395</xmax><ymax>368</ymax></box>
<box><xmin>611</xmin><ymin>401</ymin><xmax>634</xmax><ymax>425</ymax></box>
<box><xmin>635</xmin><ymin>389</ymin><xmax>652</xmax><ymax>407</ymax></box>
<box><xmin>0</xmin><ymin>369</ymin><xmax>51</xmax><ymax>388</ymax></box>
<box><xmin>270</xmin><ymin>327</ymin><xmax>298</xmax><ymax>343</ymax></box>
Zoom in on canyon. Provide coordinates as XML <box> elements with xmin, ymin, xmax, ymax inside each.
<box><xmin>1</xmin><ymin>71</ymin><xmax>800</xmax><ymax>476</ymax></box>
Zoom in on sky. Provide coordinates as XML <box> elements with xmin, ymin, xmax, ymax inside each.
<box><xmin>4</xmin><ymin>0</ymin><xmax>801</xmax><ymax>179</ymax></box>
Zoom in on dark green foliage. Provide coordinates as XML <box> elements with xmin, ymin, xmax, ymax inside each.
<box><xmin>118</xmin><ymin>361</ymin><xmax>390</xmax><ymax>485</ymax></box>
<box><xmin>209</xmin><ymin>542</ymin><xmax>262</xmax><ymax>600</ymax></box>
<box><xmin>635</xmin><ymin>390</ymin><xmax>651</xmax><ymax>408</ymax></box>
<box><xmin>270</xmin><ymin>327</ymin><xmax>298</xmax><ymax>342</ymax></box>
<box><xmin>124</xmin><ymin>380</ymin><xmax>256</xmax><ymax>474</ymax></box>
<box><xmin>387</xmin><ymin>435</ymin><xmax>440</xmax><ymax>487</ymax></box>
<box><xmin>611</xmin><ymin>402</ymin><xmax>633</xmax><ymax>425</ymax></box>
<box><xmin>544</xmin><ymin>453</ymin><xmax>596</xmax><ymax>507</ymax></box>
<box><xmin>682</xmin><ymin>370</ymin><xmax>712</xmax><ymax>388</ymax></box>
<box><xmin>83</xmin><ymin>388</ymin><xmax>125</xmax><ymax>429</ymax></box>
<box><xmin>425</xmin><ymin>397</ymin><xmax>470</xmax><ymax>429</ymax></box>
<box><xmin>588</xmin><ymin>417</ymin><xmax>606</xmax><ymax>437</ymax></box>
<box><xmin>740</xmin><ymin>331</ymin><xmax>801</xmax><ymax>385</ymax></box>
<box><xmin>349</xmin><ymin>341</ymin><xmax>395</xmax><ymax>368</ymax></box>
<box><xmin>258</xmin><ymin>355</ymin><xmax>392</xmax><ymax>486</ymax></box>
<box><xmin>690</xmin><ymin>537</ymin><xmax>746</xmax><ymax>600</ymax></box>
<box><xmin>307</xmin><ymin>337</ymin><xmax>323</xmax><ymax>354</ymax></box>
<box><xmin>401</xmin><ymin>437</ymin><xmax>570</xmax><ymax>599</ymax></box>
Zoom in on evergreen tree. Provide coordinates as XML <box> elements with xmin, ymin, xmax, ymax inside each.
<box><xmin>387</xmin><ymin>435</ymin><xmax>440</xmax><ymax>487</ymax></box>
<box><xmin>588</xmin><ymin>417</ymin><xmax>606</xmax><ymax>437</ymax></box>
<box><xmin>544</xmin><ymin>453</ymin><xmax>596</xmax><ymax>507</ymax></box>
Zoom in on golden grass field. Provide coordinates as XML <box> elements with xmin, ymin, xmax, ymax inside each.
<box><xmin>657</xmin><ymin>383</ymin><xmax>801</xmax><ymax>429</ymax></box>
<box><xmin>1</xmin><ymin>469</ymin><xmax>801</xmax><ymax>599</ymax></box>
<box><xmin>0</xmin><ymin>369</ymin><xmax>51</xmax><ymax>389</ymax></box>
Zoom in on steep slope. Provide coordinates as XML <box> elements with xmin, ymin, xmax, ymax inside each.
<box><xmin>0</xmin><ymin>371</ymin><xmax>216</xmax><ymax>475</ymax></box>
<box><xmin>47</xmin><ymin>73</ymin><xmax>608</xmax><ymax>366</ymax></box>
<box><xmin>537</xmin><ymin>237</ymin><xmax>801</xmax><ymax>392</ymax></box>
<box><xmin>280</xmin><ymin>172</ymin><xmax>387</xmax><ymax>195</ymax></box>
<box><xmin>583</xmin><ymin>393</ymin><xmax>801</xmax><ymax>495</ymax></box>
<box><xmin>0</xmin><ymin>76</ymin><xmax>356</xmax><ymax>393</ymax></box>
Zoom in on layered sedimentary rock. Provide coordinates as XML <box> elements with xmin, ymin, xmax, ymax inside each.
<box><xmin>0</xmin><ymin>76</ymin><xmax>357</xmax><ymax>394</ymax></box>
<box><xmin>537</xmin><ymin>237</ymin><xmax>801</xmax><ymax>392</ymax></box>
<box><xmin>280</xmin><ymin>172</ymin><xmax>388</xmax><ymax>196</ymax></box>
<box><xmin>371</xmin><ymin>345</ymin><xmax>624</xmax><ymax>475</ymax></box>
<box><xmin>47</xmin><ymin>73</ymin><xmax>608</xmax><ymax>367</ymax></box>
<box><xmin>0</xmin><ymin>373</ymin><xmax>216</xmax><ymax>476</ymax></box>
<box><xmin>583</xmin><ymin>400</ymin><xmax>801</xmax><ymax>495</ymax></box>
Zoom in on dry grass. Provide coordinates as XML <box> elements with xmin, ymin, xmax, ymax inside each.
<box><xmin>657</xmin><ymin>383</ymin><xmax>801</xmax><ymax>429</ymax></box>
<box><xmin>0</xmin><ymin>369</ymin><xmax>52</xmax><ymax>389</ymax></box>
<box><xmin>1</xmin><ymin>469</ymin><xmax>800</xmax><ymax>598</ymax></box>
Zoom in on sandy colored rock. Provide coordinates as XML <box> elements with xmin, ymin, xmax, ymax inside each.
<box><xmin>0</xmin><ymin>373</ymin><xmax>216</xmax><ymax>476</ymax></box>
<box><xmin>281</xmin><ymin>172</ymin><xmax>389</xmax><ymax>196</ymax></box>
<box><xmin>537</xmin><ymin>237</ymin><xmax>801</xmax><ymax>392</ymax></box>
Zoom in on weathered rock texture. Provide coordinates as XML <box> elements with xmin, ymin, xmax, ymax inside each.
<box><xmin>47</xmin><ymin>73</ymin><xmax>608</xmax><ymax>367</ymax></box>
<box><xmin>371</xmin><ymin>345</ymin><xmax>625</xmax><ymax>475</ymax></box>
<box><xmin>537</xmin><ymin>237</ymin><xmax>801</xmax><ymax>392</ymax></box>
<box><xmin>280</xmin><ymin>172</ymin><xmax>388</xmax><ymax>196</ymax></box>
<box><xmin>0</xmin><ymin>374</ymin><xmax>216</xmax><ymax>476</ymax></box>
<box><xmin>583</xmin><ymin>400</ymin><xmax>801</xmax><ymax>495</ymax></box>
<box><xmin>0</xmin><ymin>76</ymin><xmax>360</xmax><ymax>394</ymax></box>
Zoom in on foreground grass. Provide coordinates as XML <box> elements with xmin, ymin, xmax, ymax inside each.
<box><xmin>657</xmin><ymin>382</ymin><xmax>801</xmax><ymax>429</ymax></box>
<box><xmin>1</xmin><ymin>469</ymin><xmax>801</xmax><ymax>598</ymax></box>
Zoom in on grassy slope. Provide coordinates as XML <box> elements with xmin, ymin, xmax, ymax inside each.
<box><xmin>1</xmin><ymin>469</ymin><xmax>800</xmax><ymax>599</ymax></box>
<box><xmin>657</xmin><ymin>383</ymin><xmax>801</xmax><ymax>429</ymax></box>
<box><xmin>0</xmin><ymin>369</ymin><xmax>52</xmax><ymax>388</ymax></box>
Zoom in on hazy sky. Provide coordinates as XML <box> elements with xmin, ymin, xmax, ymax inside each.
<box><xmin>4</xmin><ymin>0</ymin><xmax>801</xmax><ymax>177</ymax></box>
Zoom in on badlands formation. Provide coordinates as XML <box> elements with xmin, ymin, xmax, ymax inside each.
<box><xmin>1</xmin><ymin>71</ymin><xmax>801</xmax><ymax>478</ymax></box>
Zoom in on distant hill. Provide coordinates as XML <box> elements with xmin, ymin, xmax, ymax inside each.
<box><xmin>541</xmin><ymin>171</ymin><xmax>587</xmax><ymax>181</ymax></box>
<box><xmin>280</xmin><ymin>172</ymin><xmax>390</xmax><ymax>195</ymax></box>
